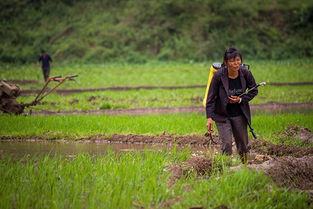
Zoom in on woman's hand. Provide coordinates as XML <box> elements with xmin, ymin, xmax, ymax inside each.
<box><xmin>228</xmin><ymin>96</ymin><xmax>241</xmax><ymax>103</ymax></box>
<box><xmin>207</xmin><ymin>118</ymin><xmax>213</xmax><ymax>133</ymax></box>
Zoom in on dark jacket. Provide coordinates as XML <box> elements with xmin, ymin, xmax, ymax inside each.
<box><xmin>206</xmin><ymin>66</ymin><xmax>258</xmax><ymax>123</ymax></box>
<box><xmin>38</xmin><ymin>54</ymin><xmax>52</xmax><ymax>68</ymax></box>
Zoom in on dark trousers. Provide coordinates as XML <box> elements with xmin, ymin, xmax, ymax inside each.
<box><xmin>42</xmin><ymin>67</ymin><xmax>50</xmax><ymax>81</ymax></box>
<box><xmin>215</xmin><ymin>115</ymin><xmax>249</xmax><ymax>155</ymax></box>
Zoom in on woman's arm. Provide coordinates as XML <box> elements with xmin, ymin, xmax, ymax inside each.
<box><xmin>241</xmin><ymin>71</ymin><xmax>258</xmax><ymax>103</ymax></box>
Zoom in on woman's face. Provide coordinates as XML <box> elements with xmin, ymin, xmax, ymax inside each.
<box><xmin>226</xmin><ymin>56</ymin><xmax>242</xmax><ymax>71</ymax></box>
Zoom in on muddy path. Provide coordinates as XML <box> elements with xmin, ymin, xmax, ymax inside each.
<box><xmin>1</xmin><ymin>133</ymin><xmax>220</xmax><ymax>146</ymax></box>
<box><xmin>2</xmin><ymin>132</ymin><xmax>312</xmax><ymax>156</ymax></box>
<box><xmin>28</xmin><ymin>102</ymin><xmax>313</xmax><ymax>115</ymax></box>
<box><xmin>19</xmin><ymin>81</ymin><xmax>313</xmax><ymax>95</ymax></box>
<box><xmin>8</xmin><ymin>79</ymin><xmax>40</xmax><ymax>84</ymax></box>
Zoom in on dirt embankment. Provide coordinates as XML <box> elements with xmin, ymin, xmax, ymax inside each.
<box><xmin>17</xmin><ymin>81</ymin><xmax>313</xmax><ymax>95</ymax></box>
<box><xmin>252</xmin><ymin>156</ymin><xmax>313</xmax><ymax>191</ymax></box>
<box><xmin>85</xmin><ymin>133</ymin><xmax>219</xmax><ymax>146</ymax></box>
<box><xmin>28</xmin><ymin>102</ymin><xmax>313</xmax><ymax>116</ymax></box>
<box><xmin>158</xmin><ymin>125</ymin><xmax>313</xmax><ymax>202</ymax></box>
<box><xmin>81</xmin><ymin>126</ymin><xmax>313</xmax><ymax>196</ymax></box>
<box><xmin>250</xmin><ymin>139</ymin><xmax>313</xmax><ymax>157</ymax></box>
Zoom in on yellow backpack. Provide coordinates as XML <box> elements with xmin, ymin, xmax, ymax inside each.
<box><xmin>202</xmin><ymin>63</ymin><xmax>250</xmax><ymax>107</ymax></box>
<box><xmin>202</xmin><ymin>63</ymin><xmax>222</xmax><ymax>107</ymax></box>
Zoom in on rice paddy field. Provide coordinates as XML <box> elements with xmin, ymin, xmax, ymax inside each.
<box><xmin>0</xmin><ymin>151</ymin><xmax>309</xmax><ymax>209</ymax></box>
<box><xmin>1</xmin><ymin>60</ymin><xmax>313</xmax><ymax>209</ymax></box>
<box><xmin>0</xmin><ymin>59</ymin><xmax>311</xmax><ymax>111</ymax></box>
<box><xmin>1</xmin><ymin>59</ymin><xmax>313</xmax><ymax>89</ymax></box>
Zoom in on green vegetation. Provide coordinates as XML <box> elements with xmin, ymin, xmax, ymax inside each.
<box><xmin>1</xmin><ymin>60</ymin><xmax>312</xmax><ymax>112</ymax></box>
<box><xmin>1</xmin><ymin>113</ymin><xmax>312</xmax><ymax>145</ymax></box>
<box><xmin>1</xmin><ymin>60</ymin><xmax>313</xmax><ymax>90</ymax></box>
<box><xmin>1</xmin><ymin>1</ymin><xmax>312</xmax><ymax>208</ymax></box>
<box><xmin>15</xmin><ymin>85</ymin><xmax>313</xmax><ymax>111</ymax></box>
<box><xmin>0</xmin><ymin>151</ymin><xmax>309</xmax><ymax>209</ymax></box>
<box><xmin>1</xmin><ymin>0</ymin><xmax>313</xmax><ymax>63</ymax></box>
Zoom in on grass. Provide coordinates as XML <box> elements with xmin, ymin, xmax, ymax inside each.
<box><xmin>15</xmin><ymin>84</ymin><xmax>313</xmax><ymax>111</ymax></box>
<box><xmin>0</xmin><ymin>151</ymin><xmax>310</xmax><ymax>209</ymax></box>
<box><xmin>1</xmin><ymin>59</ymin><xmax>313</xmax><ymax>90</ymax></box>
<box><xmin>0</xmin><ymin>113</ymin><xmax>312</xmax><ymax>146</ymax></box>
<box><xmin>1</xmin><ymin>59</ymin><xmax>312</xmax><ymax>209</ymax></box>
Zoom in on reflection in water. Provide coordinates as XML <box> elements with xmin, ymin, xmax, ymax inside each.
<box><xmin>0</xmin><ymin>141</ymin><xmax>219</xmax><ymax>159</ymax></box>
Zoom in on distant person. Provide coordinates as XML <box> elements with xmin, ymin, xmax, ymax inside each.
<box><xmin>37</xmin><ymin>50</ymin><xmax>52</xmax><ymax>81</ymax></box>
<box><xmin>206</xmin><ymin>48</ymin><xmax>258</xmax><ymax>164</ymax></box>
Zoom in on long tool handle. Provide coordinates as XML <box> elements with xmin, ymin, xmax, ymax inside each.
<box><xmin>67</xmin><ymin>74</ymin><xmax>78</xmax><ymax>78</ymax></box>
<box><xmin>33</xmin><ymin>79</ymin><xmax>51</xmax><ymax>102</ymax></box>
<box><xmin>35</xmin><ymin>78</ymin><xmax>67</xmax><ymax>102</ymax></box>
<box><xmin>238</xmin><ymin>82</ymin><xmax>266</xmax><ymax>97</ymax></box>
<box><xmin>33</xmin><ymin>76</ymin><xmax>62</xmax><ymax>103</ymax></box>
<box><xmin>35</xmin><ymin>75</ymin><xmax>78</xmax><ymax>103</ymax></box>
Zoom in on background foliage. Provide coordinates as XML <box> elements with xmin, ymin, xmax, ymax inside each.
<box><xmin>1</xmin><ymin>0</ymin><xmax>313</xmax><ymax>63</ymax></box>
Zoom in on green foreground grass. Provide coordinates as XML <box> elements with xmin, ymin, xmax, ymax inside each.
<box><xmin>1</xmin><ymin>113</ymin><xmax>312</xmax><ymax>146</ymax></box>
<box><xmin>0</xmin><ymin>151</ymin><xmax>310</xmax><ymax>209</ymax></box>
<box><xmin>1</xmin><ymin>59</ymin><xmax>313</xmax><ymax>90</ymax></box>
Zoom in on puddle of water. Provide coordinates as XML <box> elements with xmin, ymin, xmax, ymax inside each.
<box><xmin>0</xmin><ymin>141</ymin><xmax>219</xmax><ymax>159</ymax></box>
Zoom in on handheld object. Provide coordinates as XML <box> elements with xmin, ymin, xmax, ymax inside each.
<box><xmin>238</xmin><ymin>82</ymin><xmax>266</xmax><ymax>97</ymax></box>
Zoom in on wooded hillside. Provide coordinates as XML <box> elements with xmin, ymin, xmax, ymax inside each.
<box><xmin>1</xmin><ymin>0</ymin><xmax>313</xmax><ymax>63</ymax></box>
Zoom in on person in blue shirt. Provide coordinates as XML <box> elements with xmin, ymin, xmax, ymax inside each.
<box><xmin>37</xmin><ymin>50</ymin><xmax>52</xmax><ymax>81</ymax></box>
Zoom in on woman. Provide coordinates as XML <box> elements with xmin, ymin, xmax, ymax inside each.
<box><xmin>206</xmin><ymin>48</ymin><xmax>258</xmax><ymax>163</ymax></box>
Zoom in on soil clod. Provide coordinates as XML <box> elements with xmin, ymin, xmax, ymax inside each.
<box><xmin>248</xmin><ymin>156</ymin><xmax>313</xmax><ymax>192</ymax></box>
<box><xmin>105</xmin><ymin>134</ymin><xmax>220</xmax><ymax>146</ymax></box>
<box><xmin>274</xmin><ymin>124</ymin><xmax>313</xmax><ymax>144</ymax></box>
<box><xmin>167</xmin><ymin>156</ymin><xmax>212</xmax><ymax>187</ymax></box>
<box><xmin>158</xmin><ymin>196</ymin><xmax>182</xmax><ymax>208</ymax></box>
<box><xmin>214</xmin><ymin>205</ymin><xmax>229</xmax><ymax>209</ymax></box>
<box><xmin>250</xmin><ymin>139</ymin><xmax>313</xmax><ymax>157</ymax></box>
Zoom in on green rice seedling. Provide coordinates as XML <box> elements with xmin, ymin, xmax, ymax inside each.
<box><xmin>253</xmin><ymin>113</ymin><xmax>313</xmax><ymax>146</ymax></box>
<box><xmin>1</xmin><ymin>113</ymin><xmax>312</xmax><ymax>147</ymax></box>
<box><xmin>15</xmin><ymin>84</ymin><xmax>313</xmax><ymax>112</ymax></box>
<box><xmin>0</xmin><ymin>151</ymin><xmax>309</xmax><ymax>209</ymax></box>
<box><xmin>1</xmin><ymin>59</ymin><xmax>313</xmax><ymax>90</ymax></box>
<box><xmin>174</xmin><ymin>168</ymin><xmax>309</xmax><ymax>208</ymax></box>
<box><xmin>99</xmin><ymin>103</ymin><xmax>112</xmax><ymax>110</ymax></box>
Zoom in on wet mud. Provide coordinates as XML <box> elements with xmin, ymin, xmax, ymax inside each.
<box><xmin>93</xmin><ymin>133</ymin><xmax>220</xmax><ymax>146</ymax></box>
<box><xmin>241</xmin><ymin>156</ymin><xmax>313</xmax><ymax>195</ymax></box>
<box><xmin>7</xmin><ymin>79</ymin><xmax>40</xmax><ymax>84</ymax></box>
<box><xmin>265</xmin><ymin>156</ymin><xmax>313</xmax><ymax>191</ymax></box>
<box><xmin>20</xmin><ymin>85</ymin><xmax>205</xmax><ymax>95</ymax></box>
<box><xmin>27</xmin><ymin>102</ymin><xmax>313</xmax><ymax>116</ymax></box>
<box><xmin>19</xmin><ymin>81</ymin><xmax>313</xmax><ymax>95</ymax></box>
<box><xmin>250</xmin><ymin>138</ymin><xmax>313</xmax><ymax>157</ymax></box>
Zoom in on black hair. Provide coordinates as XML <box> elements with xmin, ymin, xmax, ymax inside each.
<box><xmin>223</xmin><ymin>48</ymin><xmax>242</xmax><ymax>64</ymax></box>
<box><xmin>41</xmin><ymin>49</ymin><xmax>46</xmax><ymax>53</ymax></box>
